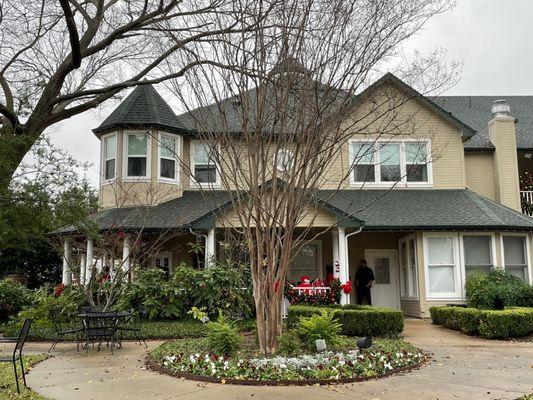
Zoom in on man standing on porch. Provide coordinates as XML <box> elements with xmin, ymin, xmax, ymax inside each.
<box><xmin>355</xmin><ymin>259</ymin><xmax>375</xmax><ymax>305</ymax></box>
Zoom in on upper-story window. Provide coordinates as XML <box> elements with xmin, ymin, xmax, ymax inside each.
<box><xmin>276</xmin><ymin>149</ymin><xmax>294</xmax><ymax>172</ymax></box>
<box><xmin>158</xmin><ymin>133</ymin><xmax>180</xmax><ymax>182</ymax></box>
<box><xmin>191</xmin><ymin>140</ymin><xmax>219</xmax><ymax>186</ymax></box>
<box><xmin>349</xmin><ymin>139</ymin><xmax>432</xmax><ymax>186</ymax></box>
<box><xmin>125</xmin><ymin>132</ymin><xmax>150</xmax><ymax>178</ymax></box>
<box><xmin>103</xmin><ymin>133</ymin><xmax>117</xmax><ymax>181</ymax></box>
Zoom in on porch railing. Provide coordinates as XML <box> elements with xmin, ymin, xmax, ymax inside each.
<box><xmin>520</xmin><ymin>191</ymin><xmax>533</xmax><ymax>216</ymax></box>
<box><xmin>282</xmin><ymin>287</ymin><xmax>331</xmax><ymax>318</ymax></box>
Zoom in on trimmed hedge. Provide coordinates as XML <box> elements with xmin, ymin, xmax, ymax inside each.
<box><xmin>287</xmin><ymin>305</ymin><xmax>403</xmax><ymax>337</ymax></box>
<box><xmin>430</xmin><ymin>306</ymin><xmax>533</xmax><ymax>339</ymax></box>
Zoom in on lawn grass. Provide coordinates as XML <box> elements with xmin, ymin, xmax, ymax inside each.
<box><xmin>0</xmin><ymin>319</ymin><xmax>257</xmax><ymax>342</ymax></box>
<box><xmin>0</xmin><ymin>354</ymin><xmax>49</xmax><ymax>399</ymax></box>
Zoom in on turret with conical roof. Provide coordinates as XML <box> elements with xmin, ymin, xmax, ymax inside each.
<box><xmin>93</xmin><ymin>84</ymin><xmax>188</xmax><ymax>136</ymax></box>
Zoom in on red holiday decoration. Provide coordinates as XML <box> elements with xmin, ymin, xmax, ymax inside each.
<box><xmin>341</xmin><ymin>280</ymin><xmax>352</xmax><ymax>294</ymax></box>
<box><xmin>54</xmin><ymin>283</ymin><xmax>66</xmax><ymax>297</ymax></box>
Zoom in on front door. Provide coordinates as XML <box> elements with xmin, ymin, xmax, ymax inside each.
<box><xmin>364</xmin><ymin>249</ymin><xmax>400</xmax><ymax>309</ymax></box>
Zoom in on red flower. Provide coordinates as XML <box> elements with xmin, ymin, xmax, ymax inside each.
<box><xmin>341</xmin><ymin>280</ymin><xmax>352</xmax><ymax>294</ymax></box>
<box><xmin>54</xmin><ymin>283</ymin><xmax>65</xmax><ymax>297</ymax></box>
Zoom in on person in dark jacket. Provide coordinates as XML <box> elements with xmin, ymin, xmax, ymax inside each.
<box><xmin>355</xmin><ymin>259</ymin><xmax>375</xmax><ymax>305</ymax></box>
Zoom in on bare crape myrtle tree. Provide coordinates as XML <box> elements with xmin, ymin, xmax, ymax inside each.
<box><xmin>160</xmin><ymin>0</ymin><xmax>459</xmax><ymax>353</ymax></box>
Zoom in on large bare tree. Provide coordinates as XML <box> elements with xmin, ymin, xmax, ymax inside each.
<box><xmin>169</xmin><ymin>0</ymin><xmax>458</xmax><ymax>353</ymax></box>
<box><xmin>0</xmin><ymin>0</ymin><xmax>271</xmax><ymax>191</ymax></box>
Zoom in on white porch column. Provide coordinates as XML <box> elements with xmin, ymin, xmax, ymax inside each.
<box><xmin>332</xmin><ymin>229</ymin><xmax>340</xmax><ymax>278</ymax></box>
<box><xmin>338</xmin><ymin>227</ymin><xmax>350</xmax><ymax>305</ymax></box>
<box><xmin>80</xmin><ymin>254</ymin><xmax>86</xmax><ymax>286</ymax></box>
<box><xmin>122</xmin><ymin>234</ymin><xmax>131</xmax><ymax>279</ymax></box>
<box><xmin>85</xmin><ymin>238</ymin><xmax>94</xmax><ymax>285</ymax></box>
<box><xmin>205</xmin><ymin>229</ymin><xmax>216</xmax><ymax>267</ymax></box>
<box><xmin>62</xmin><ymin>239</ymin><xmax>72</xmax><ymax>285</ymax></box>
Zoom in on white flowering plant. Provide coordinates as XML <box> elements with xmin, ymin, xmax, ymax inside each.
<box><xmin>153</xmin><ymin>338</ymin><xmax>426</xmax><ymax>382</ymax></box>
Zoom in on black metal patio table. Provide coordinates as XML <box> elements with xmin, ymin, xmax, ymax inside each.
<box><xmin>77</xmin><ymin>311</ymin><xmax>132</xmax><ymax>354</ymax></box>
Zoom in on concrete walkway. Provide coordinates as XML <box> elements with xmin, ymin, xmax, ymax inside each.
<box><xmin>9</xmin><ymin>320</ymin><xmax>533</xmax><ymax>400</ymax></box>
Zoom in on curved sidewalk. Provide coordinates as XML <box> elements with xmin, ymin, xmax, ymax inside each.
<box><xmin>21</xmin><ymin>320</ymin><xmax>533</xmax><ymax>400</ymax></box>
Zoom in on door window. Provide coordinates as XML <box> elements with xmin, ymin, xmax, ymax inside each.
<box><xmin>374</xmin><ymin>257</ymin><xmax>391</xmax><ymax>284</ymax></box>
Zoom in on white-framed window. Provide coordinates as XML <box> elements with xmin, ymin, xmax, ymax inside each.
<box><xmin>461</xmin><ymin>234</ymin><xmax>495</xmax><ymax>278</ymax></box>
<box><xmin>275</xmin><ymin>149</ymin><xmax>294</xmax><ymax>172</ymax></box>
<box><xmin>158</xmin><ymin>133</ymin><xmax>181</xmax><ymax>183</ymax></box>
<box><xmin>424</xmin><ymin>233</ymin><xmax>461</xmax><ymax>299</ymax></box>
<box><xmin>102</xmin><ymin>133</ymin><xmax>117</xmax><ymax>181</ymax></box>
<box><xmin>349</xmin><ymin>139</ymin><xmax>432</xmax><ymax>186</ymax></box>
<box><xmin>501</xmin><ymin>234</ymin><xmax>530</xmax><ymax>282</ymax></box>
<box><xmin>190</xmin><ymin>140</ymin><xmax>219</xmax><ymax>186</ymax></box>
<box><xmin>399</xmin><ymin>234</ymin><xmax>418</xmax><ymax>298</ymax></box>
<box><xmin>124</xmin><ymin>131</ymin><xmax>150</xmax><ymax>179</ymax></box>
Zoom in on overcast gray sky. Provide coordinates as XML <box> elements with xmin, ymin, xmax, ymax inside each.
<box><xmin>42</xmin><ymin>0</ymin><xmax>533</xmax><ymax>187</ymax></box>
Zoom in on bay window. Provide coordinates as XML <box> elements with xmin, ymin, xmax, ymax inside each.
<box><xmin>158</xmin><ymin>133</ymin><xmax>180</xmax><ymax>182</ymax></box>
<box><xmin>463</xmin><ymin>235</ymin><xmax>494</xmax><ymax>277</ymax></box>
<box><xmin>126</xmin><ymin>133</ymin><xmax>149</xmax><ymax>178</ymax></box>
<box><xmin>425</xmin><ymin>234</ymin><xmax>460</xmax><ymax>298</ymax></box>
<box><xmin>103</xmin><ymin>134</ymin><xmax>117</xmax><ymax>181</ymax></box>
<box><xmin>192</xmin><ymin>141</ymin><xmax>219</xmax><ymax>185</ymax></box>
<box><xmin>502</xmin><ymin>235</ymin><xmax>529</xmax><ymax>281</ymax></box>
<box><xmin>349</xmin><ymin>139</ymin><xmax>431</xmax><ymax>185</ymax></box>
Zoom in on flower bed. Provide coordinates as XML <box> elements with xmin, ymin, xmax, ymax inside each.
<box><xmin>429</xmin><ymin>306</ymin><xmax>533</xmax><ymax>339</ymax></box>
<box><xmin>147</xmin><ymin>338</ymin><xmax>426</xmax><ymax>385</ymax></box>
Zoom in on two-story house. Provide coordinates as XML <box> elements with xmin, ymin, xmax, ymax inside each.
<box><xmin>54</xmin><ymin>72</ymin><xmax>533</xmax><ymax>318</ymax></box>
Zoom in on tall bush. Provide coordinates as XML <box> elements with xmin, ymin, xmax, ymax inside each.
<box><xmin>0</xmin><ymin>279</ymin><xmax>32</xmax><ymax>321</ymax></box>
<box><xmin>465</xmin><ymin>269</ymin><xmax>533</xmax><ymax>309</ymax></box>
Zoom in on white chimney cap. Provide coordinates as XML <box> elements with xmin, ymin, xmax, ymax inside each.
<box><xmin>491</xmin><ymin>99</ymin><xmax>511</xmax><ymax>117</ymax></box>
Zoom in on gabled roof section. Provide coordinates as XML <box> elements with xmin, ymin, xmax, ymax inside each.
<box><xmin>351</xmin><ymin>73</ymin><xmax>477</xmax><ymax>140</ymax></box>
<box><xmin>93</xmin><ymin>84</ymin><xmax>188</xmax><ymax>136</ymax></box>
<box><xmin>431</xmin><ymin>96</ymin><xmax>533</xmax><ymax>150</ymax></box>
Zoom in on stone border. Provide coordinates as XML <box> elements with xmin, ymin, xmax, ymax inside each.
<box><xmin>145</xmin><ymin>356</ymin><xmax>427</xmax><ymax>386</ymax></box>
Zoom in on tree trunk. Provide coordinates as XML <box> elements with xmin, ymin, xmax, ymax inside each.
<box><xmin>0</xmin><ymin>128</ymin><xmax>39</xmax><ymax>192</ymax></box>
<box><xmin>253</xmin><ymin>267</ymin><xmax>284</xmax><ymax>354</ymax></box>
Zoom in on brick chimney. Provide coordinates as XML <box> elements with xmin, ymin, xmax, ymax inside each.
<box><xmin>488</xmin><ymin>100</ymin><xmax>521</xmax><ymax>211</ymax></box>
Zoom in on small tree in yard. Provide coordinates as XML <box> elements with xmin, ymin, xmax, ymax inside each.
<box><xmin>169</xmin><ymin>0</ymin><xmax>458</xmax><ymax>353</ymax></box>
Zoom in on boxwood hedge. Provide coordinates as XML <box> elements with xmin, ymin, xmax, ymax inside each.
<box><xmin>287</xmin><ymin>304</ymin><xmax>403</xmax><ymax>337</ymax></box>
<box><xmin>430</xmin><ymin>306</ymin><xmax>533</xmax><ymax>339</ymax></box>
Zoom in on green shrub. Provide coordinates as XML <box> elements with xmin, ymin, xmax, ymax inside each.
<box><xmin>288</xmin><ymin>305</ymin><xmax>403</xmax><ymax>337</ymax></box>
<box><xmin>278</xmin><ymin>330</ymin><xmax>302</xmax><ymax>355</ymax></box>
<box><xmin>478</xmin><ymin>308</ymin><xmax>533</xmax><ymax>339</ymax></box>
<box><xmin>297</xmin><ymin>309</ymin><xmax>342</xmax><ymax>350</ymax></box>
<box><xmin>206</xmin><ymin>313</ymin><xmax>242</xmax><ymax>355</ymax></box>
<box><xmin>430</xmin><ymin>306</ymin><xmax>533</xmax><ymax>339</ymax></box>
<box><xmin>466</xmin><ymin>269</ymin><xmax>533</xmax><ymax>310</ymax></box>
<box><xmin>117</xmin><ymin>263</ymin><xmax>254</xmax><ymax>320</ymax></box>
<box><xmin>0</xmin><ymin>279</ymin><xmax>32</xmax><ymax>321</ymax></box>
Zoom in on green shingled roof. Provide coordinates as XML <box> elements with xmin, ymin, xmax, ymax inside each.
<box><xmin>93</xmin><ymin>84</ymin><xmax>187</xmax><ymax>136</ymax></box>
<box><xmin>52</xmin><ymin>189</ymin><xmax>533</xmax><ymax>236</ymax></box>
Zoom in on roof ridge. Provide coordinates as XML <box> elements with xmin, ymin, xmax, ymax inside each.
<box><xmin>466</xmin><ymin>189</ymin><xmax>533</xmax><ymax>224</ymax></box>
<box><xmin>463</xmin><ymin>189</ymin><xmax>505</xmax><ymax>224</ymax></box>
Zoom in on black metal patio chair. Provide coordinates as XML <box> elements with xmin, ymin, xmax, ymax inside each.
<box><xmin>116</xmin><ymin>305</ymin><xmax>148</xmax><ymax>348</ymax></box>
<box><xmin>0</xmin><ymin>319</ymin><xmax>31</xmax><ymax>394</ymax></box>
<box><xmin>82</xmin><ymin>311</ymin><xmax>118</xmax><ymax>354</ymax></box>
<box><xmin>48</xmin><ymin>308</ymin><xmax>84</xmax><ymax>352</ymax></box>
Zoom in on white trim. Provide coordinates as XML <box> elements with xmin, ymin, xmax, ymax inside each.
<box><xmin>122</xmin><ymin>130</ymin><xmax>151</xmax><ymax>181</ymax></box>
<box><xmin>398</xmin><ymin>234</ymin><xmax>419</xmax><ymax>300</ymax></box>
<box><xmin>348</xmin><ymin>138</ymin><xmax>433</xmax><ymax>188</ymax></box>
<box><xmin>157</xmin><ymin>132</ymin><xmax>182</xmax><ymax>184</ymax></box>
<box><xmin>189</xmin><ymin>140</ymin><xmax>221</xmax><ymax>189</ymax></box>
<box><xmin>423</xmin><ymin>232</ymin><xmax>462</xmax><ymax>300</ymax></box>
<box><xmin>500</xmin><ymin>233</ymin><xmax>530</xmax><ymax>282</ymax></box>
<box><xmin>101</xmin><ymin>132</ymin><xmax>118</xmax><ymax>183</ymax></box>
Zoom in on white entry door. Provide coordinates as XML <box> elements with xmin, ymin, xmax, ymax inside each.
<box><xmin>364</xmin><ymin>249</ymin><xmax>400</xmax><ymax>309</ymax></box>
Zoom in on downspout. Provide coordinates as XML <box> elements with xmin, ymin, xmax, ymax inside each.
<box><xmin>345</xmin><ymin>226</ymin><xmax>363</xmax><ymax>284</ymax></box>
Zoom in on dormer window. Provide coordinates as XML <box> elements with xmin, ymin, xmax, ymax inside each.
<box><xmin>158</xmin><ymin>133</ymin><xmax>180</xmax><ymax>182</ymax></box>
<box><xmin>103</xmin><ymin>133</ymin><xmax>117</xmax><ymax>181</ymax></box>
<box><xmin>125</xmin><ymin>132</ymin><xmax>150</xmax><ymax>178</ymax></box>
<box><xmin>191</xmin><ymin>140</ymin><xmax>219</xmax><ymax>186</ymax></box>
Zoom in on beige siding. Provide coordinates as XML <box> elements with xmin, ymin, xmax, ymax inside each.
<box><xmin>464</xmin><ymin>152</ymin><xmax>496</xmax><ymax>200</ymax></box>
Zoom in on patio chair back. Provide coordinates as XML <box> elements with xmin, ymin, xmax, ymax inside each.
<box><xmin>14</xmin><ymin>319</ymin><xmax>31</xmax><ymax>356</ymax></box>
